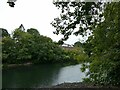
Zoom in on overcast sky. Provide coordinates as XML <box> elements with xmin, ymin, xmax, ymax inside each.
<box><xmin>0</xmin><ymin>0</ymin><xmax>84</xmax><ymax>44</ymax></box>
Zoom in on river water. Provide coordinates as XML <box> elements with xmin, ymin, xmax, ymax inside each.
<box><xmin>3</xmin><ymin>64</ymin><xmax>85</xmax><ymax>88</ymax></box>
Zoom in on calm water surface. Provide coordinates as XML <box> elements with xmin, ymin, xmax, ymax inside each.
<box><xmin>3</xmin><ymin>64</ymin><xmax>85</xmax><ymax>88</ymax></box>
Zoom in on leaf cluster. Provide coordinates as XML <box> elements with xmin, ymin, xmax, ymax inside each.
<box><xmin>1</xmin><ymin>26</ymin><xmax>81</xmax><ymax>65</ymax></box>
<box><xmin>51</xmin><ymin>1</ymin><xmax>105</xmax><ymax>41</ymax></box>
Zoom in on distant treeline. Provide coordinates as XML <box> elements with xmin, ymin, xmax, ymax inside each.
<box><xmin>1</xmin><ymin>25</ymin><xmax>87</xmax><ymax>65</ymax></box>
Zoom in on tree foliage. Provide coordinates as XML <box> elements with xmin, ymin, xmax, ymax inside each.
<box><xmin>52</xmin><ymin>1</ymin><xmax>120</xmax><ymax>86</ymax></box>
<box><xmin>1</xmin><ymin>26</ymin><xmax>81</xmax><ymax>65</ymax></box>
<box><xmin>0</xmin><ymin>28</ymin><xmax>10</xmax><ymax>38</ymax></box>
<box><xmin>83</xmin><ymin>2</ymin><xmax>120</xmax><ymax>85</ymax></box>
<box><xmin>51</xmin><ymin>1</ymin><xmax>105</xmax><ymax>41</ymax></box>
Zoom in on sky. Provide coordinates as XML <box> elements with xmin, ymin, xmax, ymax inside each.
<box><xmin>0</xmin><ymin>0</ymin><xmax>84</xmax><ymax>44</ymax></box>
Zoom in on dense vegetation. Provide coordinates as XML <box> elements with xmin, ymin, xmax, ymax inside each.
<box><xmin>83</xmin><ymin>2</ymin><xmax>120</xmax><ymax>85</ymax></box>
<box><xmin>1</xmin><ymin>26</ymin><xmax>87</xmax><ymax>65</ymax></box>
<box><xmin>52</xmin><ymin>1</ymin><xmax>120</xmax><ymax>86</ymax></box>
<box><xmin>2</xmin><ymin>0</ymin><xmax>120</xmax><ymax>86</ymax></box>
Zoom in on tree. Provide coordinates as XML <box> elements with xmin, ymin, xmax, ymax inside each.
<box><xmin>11</xmin><ymin>28</ymin><xmax>32</xmax><ymax>63</ymax></box>
<box><xmin>0</xmin><ymin>28</ymin><xmax>10</xmax><ymax>38</ymax></box>
<box><xmin>74</xmin><ymin>41</ymin><xmax>83</xmax><ymax>47</ymax></box>
<box><xmin>51</xmin><ymin>1</ymin><xmax>105</xmax><ymax>41</ymax></box>
<box><xmin>52</xmin><ymin>1</ymin><xmax>120</xmax><ymax>85</ymax></box>
<box><xmin>82</xmin><ymin>2</ymin><xmax>120</xmax><ymax>85</ymax></box>
<box><xmin>27</xmin><ymin>28</ymin><xmax>40</xmax><ymax>36</ymax></box>
<box><xmin>2</xmin><ymin>26</ymin><xmax>78</xmax><ymax>64</ymax></box>
<box><xmin>2</xmin><ymin>33</ymin><xmax>15</xmax><ymax>63</ymax></box>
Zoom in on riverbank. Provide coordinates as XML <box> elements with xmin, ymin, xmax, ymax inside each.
<box><xmin>2</xmin><ymin>82</ymin><xmax>120</xmax><ymax>89</ymax></box>
<box><xmin>51</xmin><ymin>82</ymin><xmax>120</xmax><ymax>89</ymax></box>
<box><xmin>2</xmin><ymin>62</ymin><xmax>78</xmax><ymax>69</ymax></box>
<box><xmin>2</xmin><ymin>62</ymin><xmax>32</xmax><ymax>68</ymax></box>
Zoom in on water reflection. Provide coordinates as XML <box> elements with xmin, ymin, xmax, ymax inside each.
<box><xmin>52</xmin><ymin>64</ymin><xmax>85</xmax><ymax>85</ymax></box>
<box><xmin>3</xmin><ymin>64</ymin><xmax>85</xmax><ymax>88</ymax></box>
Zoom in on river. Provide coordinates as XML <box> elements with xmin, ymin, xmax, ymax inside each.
<box><xmin>3</xmin><ymin>64</ymin><xmax>85</xmax><ymax>88</ymax></box>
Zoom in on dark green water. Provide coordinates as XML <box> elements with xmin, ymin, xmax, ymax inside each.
<box><xmin>2</xmin><ymin>64</ymin><xmax>85</xmax><ymax>88</ymax></box>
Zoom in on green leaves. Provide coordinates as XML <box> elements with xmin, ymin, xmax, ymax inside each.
<box><xmin>0</xmin><ymin>28</ymin><xmax>10</xmax><ymax>38</ymax></box>
<box><xmin>51</xmin><ymin>2</ymin><xmax>104</xmax><ymax>41</ymax></box>
<box><xmin>2</xmin><ymin>25</ymin><xmax>81</xmax><ymax>64</ymax></box>
<box><xmin>83</xmin><ymin>2</ymin><xmax>120</xmax><ymax>85</ymax></box>
<box><xmin>27</xmin><ymin>28</ymin><xmax>40</xmax><ymax>36</ymax></box>
<box><xmin>52</xmin><ymin>1</ymin><xmax>120</xmax><ymax>85</ymax></box>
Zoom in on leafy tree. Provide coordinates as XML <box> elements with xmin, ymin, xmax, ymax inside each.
<box><xmin>74</xmin><ymin>41</ymin><xmax>83</xmax><ymax>47</ymax></box>
<box><xmin>2</xmin><ymin>34</ymin><xmax>15</xmax><ymax>63</ymax></box>
<box><xmin>27</xmin><ymin>28</ymin><xmax>40</xmax><ymax>36</ymax></box>
<box><xmin>0</xmin><ymin>28</ymin><xmax>11</xmax><ymax>63</ymax></box>
<box><xmin>2</xmin><ymin>26</ymin><xmax>80</xmax><ymax>65</ymax></box>
<box><xmin>83</xmin><ymin>2</ymin><xmax>120</xmax><ymax>85</ymax></box>
<box><xmin>51</xmin><ymin>1</ymin><xmax>105</xmax><ymax>41</ymax></box>
<box><xmin>52</xmin><ymin>1</ymin><xmax>120</xmax><ymax>85</ymax></box>
<box><xmin>0</xmin><ymin>28</ymin><xmax>10</xmax><ymax>38</ymax></box>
